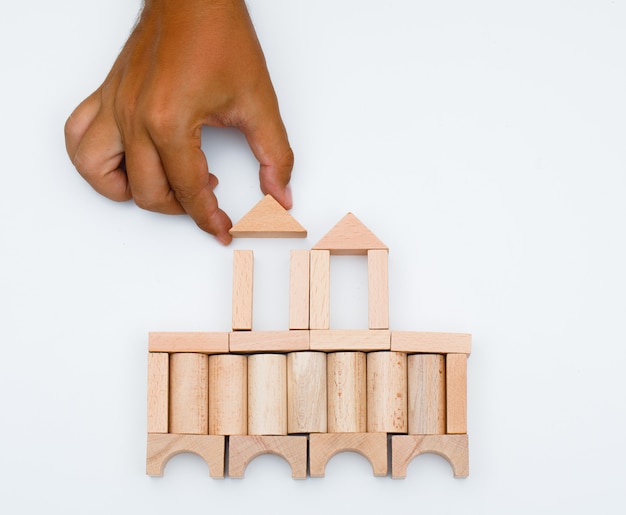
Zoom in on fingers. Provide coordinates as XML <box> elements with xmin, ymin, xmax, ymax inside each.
<box><xmin>156</xmin><ymin>131</ymin><xmax>233</xmax><ymax>244</ymax></box>
<box><xmin>242</xmin><ymin>102</ymin><xmax>294</xmax><ymax>210</ymax></box>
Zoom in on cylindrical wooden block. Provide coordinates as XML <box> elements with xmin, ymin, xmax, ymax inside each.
<box><xmin>169</xmin><ymin>353</ymin><xmax>209</xmax><ymax>434</ymax></box>
<box><xmin>327</xmin><ymin>352</ymin><xmax>367</xmax><ymax>433</ymax></box>
<box><xmin>208</xmin><ymin>354</ymin><xmax>247</xmax><ymax>435</ymax></box>
<box><xmin>367</xmin><ymin>351</ymin><xmax>408</xmax><ymax>433</ymax></box>
<box><xmin>408</xmin><ymin>354</ymin><xmax>446</xmax><ymax>434</ymax></box>
<box><xmin>287</xmin><ymin>352</ymin><xmax>327</xmax><ymax>433</ymax></box>
<box><xmin>248</xmin><ymin>354</ymin><xmax>287</xmax><ymax>435</ymax></box>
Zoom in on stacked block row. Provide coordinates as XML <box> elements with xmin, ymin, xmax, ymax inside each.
<box><xmin>146</xmin><ymin>332</ymin><xmax>469</xmax><ymax>478</ymax></box>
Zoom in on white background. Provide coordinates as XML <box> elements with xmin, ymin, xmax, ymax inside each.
<box><xmin>2</xmin><ymin>0</ymin><xmax>625</xmax><ymax>513</ymax></box>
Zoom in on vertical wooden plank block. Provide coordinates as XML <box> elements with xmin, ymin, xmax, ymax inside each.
<box><xmin>368</xmin><ymin>249</ymin><xmax>389</xmax><ymax>330</ymax></box>
<box><xmin>169</xmin><ymin>353</ymin><xmax>209</xmax><ymax>435</ymax></box>
<box><xmin>287</xmin><ymin>352</ymin><xmax>327</xmax><ymax>433</ymax></box>
<box><xmin>289</xmin><ymin>250</ymin><xmax>310</xmax><ymax>330</ymax></box>
<box><xmin>367</xmin><ymin>351</ymin><xmax>408</xmax><ymax>433</ymax></box>
<box><xmin>327</xmin><ymin>352</ymin><xmax>367</xmax><ymax>433</ymax></box>
<box><xmin>408</xmin><ymin>354</ymin><xmax>446</xmax><ymax>435</ymax></box>
<box><xmin>248</xmin><ymin>354</ymin><xmax>287</xmax><ymax>435</ymax></box>
<box><xmin>209</xmin><ymin>354</ymin><xmax>248</xmax><ymax>435</ymax></box>
<box><xmin>309</xmin><ymin>250</ymin><xmax>330</xmax><ymax>330</ymax></box>
<box><xmin>446</xmin><ymin>354</ymin><xmax>467</xmax><ymax>434</ymax></box>
<box><xmin>147</xmin><ymin>352</ymin><xmax>169</xmax><ymax>434</ymax></box>
<box><xmin>232</xmin><ymin>250</ymin><xmax>254</xmax><ymax>331</ymax></box>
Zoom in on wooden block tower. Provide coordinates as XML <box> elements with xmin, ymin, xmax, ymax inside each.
<box><xmin>146</xmin><ymin>195</ymin><xmax>471</xmax><ymax>479</ymax></box>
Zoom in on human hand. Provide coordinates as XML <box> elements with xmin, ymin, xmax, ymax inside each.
<box><xmin>64</xmin><ymin>0</ymin><xmax>293</xmax><ymax>244</ymax></box>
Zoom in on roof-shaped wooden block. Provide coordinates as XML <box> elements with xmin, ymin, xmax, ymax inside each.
<box><xmin>229</xmin><ymin>194</ymin><xmax>307</xmax><ymax>238</ymax></box>
<box><xmin>313</xmin><ymin>212</ymin><xmax>388</xmax><ymax>255</ymax></box>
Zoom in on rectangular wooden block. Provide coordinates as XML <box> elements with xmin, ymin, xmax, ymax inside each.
<box><xmin>232</xmin><ymin>250</ymin><xmax>254</xmax><ymax>331</ymax></box>
<box><xmin>391</xmin><ymin>331</ymin><xmax>471</xmax><ymax>355</ymax></box>
<box><xmin>368</xmin><ymin>249</ymin><xmax>389</xmax><ymax>330</ymax></box>
<box><xmin>229</xmin><ymin>330</ymin><xmax>309</xmax><ymax>353</ymax></box>
<box><xmin>289</xmin><ymin>250</ymin><xmax>310</xmax><ymax>330</ymax></box>
<box><xmin>309</xmin><ymin>250</ymin><xmax>330</xmax><ymax>330</ymax></box>
<box><xmin>148</xmin><ymin>332</ymin><xmax>229</xmax><ymax>354</ymax></box>
<box><xmin>309</xmin><ymin>329</ymin><xmax>390</xmax><ymax>351</ymax></box>
<box><xmin>446</xmin><ymin>354</ymin><xmax>467</xmax><ymax>434</ymax></box>
<box><xmin>147</xmin><ymin>352</ymin><xmax>169</xmax><ymax>434</ymax></box>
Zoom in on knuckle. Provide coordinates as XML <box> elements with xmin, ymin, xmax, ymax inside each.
<box><xmin>133</xmin><ymin>193</ymin><xmax>165</xmax><ymax>213</ymax></box>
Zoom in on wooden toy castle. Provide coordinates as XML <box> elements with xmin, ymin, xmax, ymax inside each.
<box><xmin>146</xmin><ymin>195</ymin><xmax>470</xmax><ymax>479</ymax></box>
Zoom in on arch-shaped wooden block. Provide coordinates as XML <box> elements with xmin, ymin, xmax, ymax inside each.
<box><xmin>391</xmin><ymin>434</ymin><xmax>469</xmax><ymax>478</ymax></box>
<box><xmin>309</xmin><ymin>433</ymin><xmax>388</xmax><ymax>477</ymax></box>
<box><xmin>146</xmin><ymin>433</ymin><xmax>225</xmax><ymax>478</ymax></box>
<box><xmin>228</xmin><ymin>436</ymin><xmax>307</xmax><ymax>479</ymax></box>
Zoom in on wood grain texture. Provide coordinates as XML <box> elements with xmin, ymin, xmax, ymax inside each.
<box><xmin>309</xmin><ymin>329</ymin><xmax>390</xmax><ymax>351</ymax></box>
<box><xmin>312</xmin><ymin>212</ymin><xmax>388</xmax><ymax>255</ymax></box>
<box><xmin>247</xmin><ymin>354</ymin><xmax>287</xmax><ymax>435</ymax></box>
<box><xmin>309</xmin><ymin>433</ymin><xmax>388</xmax><ymax>477</ymax></box>
<box><xmin>208</xmin><ymin>354</ymin><xmax>247</xmax><ymax>436</ymax></box>
<box><xmin>391</xmin><ymin>331</ymin><xmax>472</xmax><ymax>355</ymax></box>
<box><xmin>229</xmin><ymin>194</ymin><xmax>307</xmax><ymax>238</ymax></box>
<box><xmin>367</xmin><ymin>351</ymin><xmax>408</xmax><ymax>433</ymax></box>
<box><xmin>169</xmin><ymin>353</ymin><xmax>209</xmax><ymax>435</ymax></box>
<box><xmin>289</xmin><ymin>249</ymin><xmax>310</xmax><ymax>329</ymax></box>
<box><xmin>232</xmin><ymin>250</ymin><xmax>254</xmax><ymax>331</ymax></box>
<box><xmin>309</xmin><ymin>250</ymin><xmax>330</xmax><ymax>330</ymax></box>
<box><xmin>391</xmin><ymin>434</ymin><xmax>469</xmax><ymax>478</ymax></box>
<box><xmin>228</xmin><ymin>436</ymin><xmax>307</xmax><ymax>479</ymax></box>
<box><xmin>287</xmin><ymin>352</ymin><xmax>327</xmax><ymax>433</ymax></box>
<box><xmin>446</xmin><ymin>354</ymin><xmax>467</xmax><ymax>434</ymax></box>
<box><xmin>148</xmin><ymin>332</ymin><xmax>229</xmax><ymax>354</ymax></box>
<box><xmin>408</xmin><ymin>354</ymin><xmax>446</xmax><ymax>435</ymax></box>
<box><xmin>367</xmin><ymin>249</ymin><xmax>389</xmax><ymax>329</ymax></box>
<box><xmin>327</xmin><ymin>352</ymin><xmax>367</xmax><ymax>433</ymax></box>
<box><xmin>229</xmin><ymin>330</ymin><xmax>309</xmax><ymax>353</ymax></box>
<box><xmin>147</xmin><ymin>352</ymin><xmax>169</xmax><ymax>434</ymax></box>
<box><xmin>146</xmin><ymin>433</ymin><xmax>225</xmax><ymax>478</ymax></box>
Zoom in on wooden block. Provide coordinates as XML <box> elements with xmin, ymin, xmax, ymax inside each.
<box><xmin>391</xmin><ymin>331</ymin><xmax>472</xmax><ymax>355</ymax></box>
<box><xmin>209</xmin><ymin>354</ymin><xmax>248</xmax><ymax>435</ymax></box>
<box><xmin>367</xmin><ymin>351</ymin><xmax>408</xmax><ymax>433</ymax></box>
<box><xmin>309</xmin><ymin>250</ymin><xmax>330</xmax><ymax>330</ymax></box>
<box><xmin>289</xmin><ymin>250</ymin><xmax>310</xmax><ymax>329</ymax></box>
<box><xmin>232</xmin><ymin>250</ymin><xmax>254</xmax><ymax>331</ymax></box>
<box><xmin>146</xmin><ymin>433</ymin><xmax>225</xmax><ymax>478</ymax></box>
<box><xmin>287</xmin><ymin>352</ymin><xmax>327</xmax><ymax>433</ymax></box>
<box><xmin>147</xmin><ymin>352</ymin><xmax>169</xmax><ymax>434</ymax></box>
<box><xmin>229</xmin><ymin>330</ymin><xmax>309</xmax><ymax>353</ymax></box>
<box><xmin>408</xmin><ymin>354</ymin><xmax>446</xmax><ymax>435</ymax></box>
<box><xmin>248</xmin><ymin>354</ymin><xmax>287</xmax><ymax>435</ymax></box>
<box><xmin>228</xmin><ymin>436</ymin><xmax>307</xmax><ymax>479</ymax></box>
<box><xmin>309</xmin><ymin>329</ymin><xmax>390</xmax><ymax>352</ymax></box>
<box><xmin>229</xmin><ymin>194</ymin><xmax>307</xmax><ymax>238</ymax></box>
<box><xmin>309</xmin><ymin>433</ymin><xmax>388</xmax><ymax>477</ymax></box>
<box><xmin>148</xmin><ymin>332</ymin><xmax>229</xmax><ymax>354</ymax></box>
<box><xmin>446</xmin><ymin>354</ymin><xmax>467</xmax><ymax>434</ymax></box>
<box><xmin>312</xmin><ymin>212</ymin><xmax>388</xmax><ymax>255</ymax></box>
<box><xmin>169</xmin><ymin>353</ymin><xmax>209</xmax><ymax>435</ymax></box>
<box><xmin>327</xmin><ymin>352</ymin><xmax>367</xmax><ymax>433</ymax></box>
<box><xmin>391</xmin><ymin>434</ymin><xmax>469</xmax><ymax>478</ymax></box>
<box><xmin>368</xmin><ymin>249</ymin><xmax>389</xmax><ymax>329</ymax></box>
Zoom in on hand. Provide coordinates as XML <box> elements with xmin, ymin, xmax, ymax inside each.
<box><xmin>64</xmin><ymin>0</ymin><xmax>294</xmax><ymax>244</ymax></box>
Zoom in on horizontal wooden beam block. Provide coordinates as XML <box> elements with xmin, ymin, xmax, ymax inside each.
<box><xmin>310</xmin><ymin>330</ymin><xmax>390</xmax><ymax>351</ymax></box>
<box><xmin>229</xmin><ymin>330</ymin><xmax>309</xmax><ymax>353</ymax></box>
<box><xmin>391</xmin><ymin>434</ymin><xmax>469</xmax><ymax>478</ymax></box>
<box><xmin>146</xmin><ymin>434</ymin><xmax>225</xmax><ymax>478</ymax></box>
<box><xmin>391</xmin><ymin>331</ymin><xmax>471</xmax><ymax>355</ymax></box>
<box><xmin>228</xmin><ymin>436</ymin><xmax>307</xmax><ymax>479</ymax></box>
<box><xmin>309</xmin><ymin>433</ymin><xmax>388</xmax><ymax>477</ymax></box>
<box><xmin>148</xmin><ymin>332</ymin><xmax>229</xmax><ymax>354</ymax></box>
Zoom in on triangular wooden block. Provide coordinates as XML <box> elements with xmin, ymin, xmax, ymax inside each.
<box><xmin>229</xmin><ymin>195</ymin><xmax>307</xmax><ymax>238</ymax></box>
<box><xmin>313</xmin><ymin>212</ymin><xmax>388</xmax><ymax>255</ymax></box>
